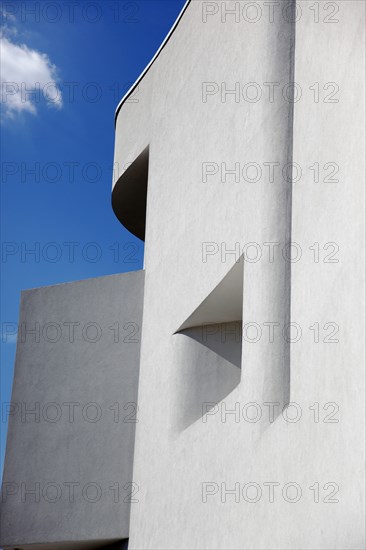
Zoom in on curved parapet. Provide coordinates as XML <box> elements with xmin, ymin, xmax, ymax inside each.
<box><xmin>112</xmin><ymin>1</ymin><xmax>191</xmax><ymax>239</ymax></box>
<box><xmin>114</xmin><ymin>0</ymin><xmax>191</xmax><ymax>125</ymax></box>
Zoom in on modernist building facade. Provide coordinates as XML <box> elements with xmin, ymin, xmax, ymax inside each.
<box><xmin>1</xmin><ymin>1</ymin><xmax>365</xmax><ymax>549</ymax></box>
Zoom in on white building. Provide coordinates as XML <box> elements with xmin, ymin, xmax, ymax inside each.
<box><xmin>1</xmin><ymin>1</ymin><xmax>365</xmax><ymax>548</ymax></box>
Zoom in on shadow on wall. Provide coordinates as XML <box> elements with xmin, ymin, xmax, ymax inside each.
<box><xmin>7</xmin><ymin>539</ymin><xmax>129</xmax><ymax>550</ymax></box>
<box><xmin>112</xmin><ymin>147</ymin><xmax>149</xmax><ymax>242</ymax></box>
<box><xmin>173</xmin><ymin>259</ymin><xmax>244</xmax><ymax>431</ymax></box>
<box><xmin>174</xmin><ymin>323</ymin><xmax>242</xmax><ymax>431</ymax></box>
<box><xmin>173</xmin><ymin>252</ymin><xmax>291</xmax><ymax>429</ymax></box>
<box><xmin>104</xmin><ymin>541</ymin><xmax>129</xmax><ymax>550</ymax></box>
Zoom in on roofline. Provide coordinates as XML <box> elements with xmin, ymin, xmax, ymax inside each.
<box><xmin>114</xmin><ymin>0</ymin><xmax>192</xmax><ymax>126</ymax></box>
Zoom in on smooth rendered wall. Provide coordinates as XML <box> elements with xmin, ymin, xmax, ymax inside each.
<box><xmin>113</xmin><ymin>1</ymin><xmax>365</xmax><ymax>549</ymax></box>
<box><xmin>1</xmin><ymin>272</ymin><xmax>144</xmax><ymax>548</ymax></box>
<box><xmin>290</xmin><ymin>1</ymin><xmax>365</xmax><ymax>546</ymax></box>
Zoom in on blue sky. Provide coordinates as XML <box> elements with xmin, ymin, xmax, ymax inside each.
<box><xmin>0</xmin><ymin>0</ymin><xmax>186</xmax><ymax>476</ymax></box>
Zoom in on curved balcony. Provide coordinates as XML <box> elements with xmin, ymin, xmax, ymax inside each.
<box><xmin>112</xmin><ymin>146</ymin><xmax>149</xmax><ymax>241</ymax></box>
<box><xmin>112</xmin><ymin>1</ymin><xmax>191</xmax><ymax>240</ymax></box>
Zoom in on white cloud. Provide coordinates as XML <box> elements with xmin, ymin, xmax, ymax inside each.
<box><xmin>0</xmin><ymin>35</ymin><xmax>63</xmax><ymax>117</ymax></box>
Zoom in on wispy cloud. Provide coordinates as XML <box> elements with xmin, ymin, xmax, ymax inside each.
<box><xmin>0</xmin><ymin>26</ymin><xmax>63</xmax><ymax>117</ymax></box>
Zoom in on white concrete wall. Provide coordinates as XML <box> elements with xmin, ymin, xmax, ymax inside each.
<box><xmin>1</xmin><ymin>272</ymin><xmax>144</xmax><ymax>548</ymax></box>
<box><xmin>113</xmin><ymin>1</ymin><xmax>365</xmax><ymax>548</ymax></box>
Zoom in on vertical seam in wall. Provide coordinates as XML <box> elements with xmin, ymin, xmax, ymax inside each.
<box><xmin>285</xmin><ymin>0</ymin><xmax>298</xmax><ymax>405</ymax></box>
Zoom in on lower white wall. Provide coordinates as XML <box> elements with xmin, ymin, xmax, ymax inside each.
<box><xmin>1</xmin><ymin>272</ymin><xmax>144</xmax><ymax>548</ymax></box>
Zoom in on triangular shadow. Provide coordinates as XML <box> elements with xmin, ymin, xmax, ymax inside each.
<box><xmin>174</xmin><ymin>259</ymin><xmax>244</xmax><ymax>430</ymax></box>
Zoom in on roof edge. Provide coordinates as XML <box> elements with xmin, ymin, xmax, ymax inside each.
<box><xmin>114</xmin><ymin>0</ymin><xmax>192</xmax><ymax>126</ymax></box>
